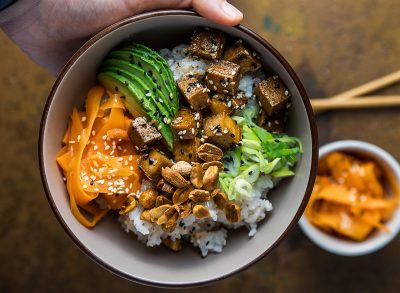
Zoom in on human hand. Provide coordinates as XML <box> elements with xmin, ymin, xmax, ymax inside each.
<box><xmin>0</xmin><ymin>0</ymin><xmax>242</xmax><ymax>75</ymax></box>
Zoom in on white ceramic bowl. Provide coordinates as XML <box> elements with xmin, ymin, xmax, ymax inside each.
<box><xmin>39</xmin><ymin>10</ymin><xmax>318</xmax><ymax>287</ymax></box>
<box><xmin>299</xmin><ymin>140</ymin><xmax>400</xmax><ymax>256</ymax></box>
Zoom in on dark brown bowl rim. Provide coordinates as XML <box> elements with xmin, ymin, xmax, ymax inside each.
<box><xmin>38</xmin><ymin>9</ymin><xmax>318</xmax><ymax>289</ymax></box>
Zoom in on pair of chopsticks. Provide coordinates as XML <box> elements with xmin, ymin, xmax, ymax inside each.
<box><xmin>311</xmin><ymin>70</ymin><xmax>400</xmax><ymax>113</ymax></box>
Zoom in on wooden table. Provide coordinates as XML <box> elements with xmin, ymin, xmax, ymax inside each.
<box><xmin>1</xmin><ymin>0</ymin><xmax>399</xmax><ymax>291</ymax></box>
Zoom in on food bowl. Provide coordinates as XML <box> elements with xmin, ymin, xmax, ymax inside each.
<box><xmin>39</xmin><ymin>10</ymin><xmax>318</xmax><ymax>287</ymax></box>
<box><xmin>299</xmin><ymin>140</ymin><xmax>400</xmax><ymax>256</ymax></box>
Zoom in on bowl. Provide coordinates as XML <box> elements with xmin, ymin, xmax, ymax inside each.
<box><xmin>39</xmin><ymin>10</ymin><xmax>318</xmax><ymax>287</ymax></box>
<box><xmin>299</xmin><ymin>140</ymin><xmax>400</xmax><ymax>256</ymax></box>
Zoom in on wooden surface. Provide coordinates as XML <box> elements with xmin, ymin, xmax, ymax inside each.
<box><xmin>1</xmin><ymin>0</ymin><xmax>400</xmax><ymax>292</ymax></box>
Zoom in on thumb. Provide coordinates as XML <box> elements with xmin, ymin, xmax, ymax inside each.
<box><xmin>192</xmin><ymin>0</ymin><xmax>243</xmax><ymax>26</ymax></box>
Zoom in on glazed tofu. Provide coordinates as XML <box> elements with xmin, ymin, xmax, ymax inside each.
<box><xmin>223</xmin><ymin>40</ymin><xmax>261</xmax><ymax>74</ymax></box>
<box><xmin>208</xmin><ymin>98</ymin><xmax>233</xmax><ymax>115</ymax></box>
<box><xmin>230</xmin><ymin>92</ymin><xmax>248</xmax><ymax>110</ymax></box>
<box><xmin>258</xmin><ymin>109</ymin><xmax>288</xmax><ymax>133</ymax></box>
<box><xmin>171</xmin><ymin>107</ymin><xmax>201</xmax><ymax>140</ymax></box>
<box><xmin>203</xmin><ymin>113</ymin><xmax>241</xmax><ymax>150</ymax></box>
<box><xmin>188</xmin><ymin>28</ymin><xmax>226</xmax><ymax>60</ymax></box>
<box><xmin>173</xmin><ymin>138</ymin><xmax>200</xmax><ymax>163</ymax></box>
<box><xmin>255</xmin><ymin>77</ymin><xmax>290</xmax><ymax>116</ymax></box>
<box><xmin>139</xmin><ymin>149</ymin><xmax>172</xmax><ymax>180</ymax></box>
<box><xmin>177</xmin><ymin>74</ymin><xmax>209</xmax><ymax>111</ymax></box>
<box><xmin>205</xmin><ymin>60</ymin><xmax>240</xmax><ymax>95</ymax></box>
<box><xmin>128</xmin><ymin>117</ymin><xmax>162</xmax><ymax>151</ymax></box>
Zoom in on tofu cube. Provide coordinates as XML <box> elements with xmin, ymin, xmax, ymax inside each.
<box><xmin>203</xmin><ymin>113</ymin><xmax>241</xmax><ymax>150</ymax></box>
<box><xmin>209</xmin><ymin>98</ymin><xmax>233</xmax><ymax>115</ymax></box>
<box><xmin>188</xmin><ymin>28</ymin><xmax>226</xmax><ymax>60</ymax></box>
<box><xmin>173</xmin><ymin>138</ymin><xmax>200</xmax><ymax>163</ymax></box>
<box><xmin>128</xmin><ymin>117</ymin><xmax>162</xmax><ymax>151</ymax></box>
<box><xmin>223</xmin><ymin>40</ymin><xmax>261</xmax><ymax>74</ymax></box>
<box><xmin>255</xmin><ymin>77</ymin><xmax>290</xmax><ymax>116</ymax></box>
<box><xmin>171</xmin><ymin>107</ymin><xmax>201</xmax><ymax>140</ymax></box>
<box><xmin>257</xmin><ymin>107</ymin><xmax>288</xmax><ymax>133</ymax></box>
<box><xmin>177</xmin><ymin>74</ymin><xmax>209</xmax><ymax>111</ymax></box>
<box><xmin>230</xmin><ymin>91</ymin><xmax>248</xmax><ymax>110</ymax></box>
<box><xmin>205</xmin><ymin>60</ymin><xmax>240</xmax><ymax>95</ymax></box>
<box><xmin>139</xmin><ymin>149</ymin><xmax>173</xmax><ymax>180</ymax></box>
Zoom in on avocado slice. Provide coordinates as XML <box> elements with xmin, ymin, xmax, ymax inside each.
<box><xmin>123</xmin><ymin>45</ymin><xmax>178</xmax><ymax>108</ymax></box>
<box><xmin>108</xmin><ymin>49</ymin><xmax>179</xmax><ymax>114</ymax></box>
<box><xmin>97</xmin><ymin>70</ymin><xmax>174</xmax><ymax>150</ymax></box>
<box><xmin>101</xmin><ymin>59</ymin><xmax>175</xmax><ymax>117</ymax></box>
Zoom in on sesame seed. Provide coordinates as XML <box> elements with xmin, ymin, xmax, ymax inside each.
<box><xmin>117</xmin><ymin>157</ymin><xmax>123</xmax><ymax>162</ymax></box>
<box><xmin>68</xmin><ymin>140</ymin><xmax>75</xmax><ymax>144</ymax></box>
<box><xmin>102</xmin><ymin>135</ymin><xmax>107</xmax><ymax>140</ymax></box>
<box><xmin>62</xmin><ymin>177</ymin><xmax>66</xmax><ymax>181</ymax></box>
<box><xmin>124</xmin><ymin>160</ymin><xmax>128</xmax><ymax>166</ymax></box>
<box><xmin>128</xmin><ymin>155</ymin><xmax>133</xmax><ymax>161</ymax></box>
<box><xmin>105</xmin><ymin>145</ymin><xmax>110</xmax><ymax>150</ymax></box>
<box><xmin>93</xmin><ymin>145</ymin><xmax>98</xmax><ymax>150</ymax></box>
<box><xmin>92</xmin><ymin>130</ymin><xmax>96</xmax><ymax>136</ymax></box>
<box><xmin>82</xmin><ymin>184</ymin><xmax>88</xmax><ymax>189</ymax></box>
<box><xmin>81</xmin><ymin>116</ymin><xmax>87</xmax><ymax>122</ymax></box>
<box><xmin>94</xmin><ymin>188</ymin><xmax>99</xmax><ymax>192</ymax></box>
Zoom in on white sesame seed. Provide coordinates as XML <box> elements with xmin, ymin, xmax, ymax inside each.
<box><xmin>82</xmin><ymin>184</ymin><xmax>88</xmax><ymax>189</ymax></box>
<box><xmin>128</xmin><ymin>155</ymin><xmax>133</xmax><ymax>161</ymax></box>
<box><xmin>62</xmin><ymin>177</ymin><xmax>66</xmax><ymax>181</ymax></box>
<box><xmin>81</xmin><ymin>116</ymin><xmax>87</xmax><ymax>122</ymax></box>
<box><xmin>92</xmin><ymin>130</ymin><xmax>96</xmax><ymax>136</ymax></box>
<box><xmin>93</xmin><ymin>145</ymin><xmax>98</xmax><ymax>150</ymax></box>
<box><xmin>117</xmin><ymin>157</ymin><xmax>123</xmax><ymax>162</ymax></box>
<box><xmin>105</xmin><ymin>145</ymin><xmax>110</xmax><ymax>150</ymax></box>
<box><xmin>125</xmin><ymin>188</ymin><xmax>129</xmax><ymax>193</ymax></box>
<box><xmin>94</xmin><ymin>188</ymin><xmax>99</xmax><ymax>192</ymax></box>
<box><xmin>68</xmin><ymin>140</ymin><xmax>76</xmax><ymax>144</ymax></box>
<box><xmin>102</xmin><ymin>135</ymin><xmax>107</xmax><ymax>140</ymax></box>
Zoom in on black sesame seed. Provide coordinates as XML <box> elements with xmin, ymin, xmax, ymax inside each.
<box><xmin>149</xmin><ymin>158</ymin><xmax>155</xmax><ymax>165</ymax></box>
<box><xmin>157</xmin><ymin>85</ymin><xmax>161</xmax><ymax>90</ymax></box>
<box><xmin>152</xmin><ymin>88</ymin><xmax>156</xmax><ymax>93</ymax></box>
<box><xmin>115</xmin><ymin>86</ymin><xmax>119</xmax><ymax>92</ymax></box>
<box><xmin>147</xmin><ymin>70</ymin><xmax>153</xmax><ymax>76</ymax></box>
<box><xmin>90</xmin><ymin>179</ymin><xmax>94</xmax><ymax>186</ymax></box>
<box><xmin>124</xmin><ymin>81</ymin><xmax>129</xmax><ymax>87</ymax></box>
<box><xmin>137</xmin><ymin>61</ymin><xmax>142</xmax><ymax>67</ymax></box>
<box><xmin>230</xmin><ymin>133</ymin><xmax>235</xmax><ymax>138</ymax></box>
<box><xmin>206</xmin><ymin>241</ymin><xmax>210</xmax><ymax>246</ymax></box>
<box><xmin>188</xmin><ymin>153</ymin><xmax>192</xmax><ymax>159</ymax></box>
<box><xmin>180</xmin><ymin>149</ymin><xmax>184</xmax><ymax>155</ymax></box>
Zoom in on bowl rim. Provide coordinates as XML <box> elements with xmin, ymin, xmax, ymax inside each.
<box><xmin>299</xmin><ymin>139</ymin><xmax>400</xmax><ymax>256</ymax></box>
<box><xmin>38</xmin><ymin>9</ymin><xmax>318</xmax><ymax>288</ymax></box>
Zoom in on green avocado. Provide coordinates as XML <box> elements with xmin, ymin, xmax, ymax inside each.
<box><xmin>97</xmin><ymin>69</ymin><xmax>174</xmax><ymax>150</ymax></box>
<box><xmin>101</xmin><ymin>59</ymin><xmax>174</xmax><ymax>117</ymax></box>
<box><xmin>98</xmin><ymin>43</ymin><xmax>179</xmax><ymax>151</ymax></box>
<box><xmin>108</xmin><ymin>49</ymin><xmax>179</xmax><ymax>114</ymax></box>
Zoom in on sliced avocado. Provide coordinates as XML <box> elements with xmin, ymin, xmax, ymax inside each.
<box><xmin>128</xmin><ymin>43</ymin><xmax>175</xmax><ymax>88</ymax></box>
<box><xmin>108</xmin><ymin>49</ymin><xmax>179</xmax><ymax>114</ymax></box>
<box><xmin>101</xmin><ymin>60</ymin><xmax>175</xmax><ymax>117</ymax></box>
<box><xmin>123</xmin><ymin>45</ymin><xmax>178</xmax><ymax>106</ymax></box>
<box><xmin>97</xmin><ymin>70</ymin><xmax>174</xmax><ymax>150</ymax></box>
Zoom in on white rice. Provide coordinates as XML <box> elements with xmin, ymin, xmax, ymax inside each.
<box><xmin>119</xmin><ymin>44</ymin><xmax>274</xmax><ymax>257</ymax></box>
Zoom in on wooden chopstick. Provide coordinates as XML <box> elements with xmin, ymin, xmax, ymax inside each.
<box><xmin>326</xmin><ymin>70</ymin><xmax>400</xmax><ymax>101</ymax></box>
<box><xmin>312</xmin><ymin>95</ymin><xmax>400</xmax><ymax>111</ymax></box>
<box><xmin>312</xmin><ymin>70</ymin><xmax>400</xmax><ymax>114</ymax></box>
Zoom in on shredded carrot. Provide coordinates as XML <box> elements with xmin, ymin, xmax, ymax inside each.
<box><xmin>56</xmin><ymin>86</ymin><xmax>141</xmax><ymax>228</ymax></box>
<box><xmin>306</xmin><ymin>151</ymin><xmax>399</xmax><ymax>241</ymax></box>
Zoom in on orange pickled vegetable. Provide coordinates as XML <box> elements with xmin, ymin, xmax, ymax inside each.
<box><xmin>56</xmin><ymin>86</ymin><xmax>142</xmax><ymax>228</ymax></box>
<box><xmin>305</xmin><ymin>151</ymin><xmax>399</xmax><ymax>241</ymax></box>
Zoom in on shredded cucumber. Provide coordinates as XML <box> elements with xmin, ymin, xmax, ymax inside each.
<box><xmin>218</xmin><ymin>98</ymin><xmax>302</xmax><ymax>200</ymax></box>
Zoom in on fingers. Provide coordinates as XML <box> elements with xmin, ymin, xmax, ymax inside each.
<box><xmin>192</xmin><ymin>0</ymin><xmax>243</xmax><ymax>26</ymax></box>
<box><xmin>127</xmin><ymin>0</ymin><xmax>243</xmax><ymax>26</ymax></box>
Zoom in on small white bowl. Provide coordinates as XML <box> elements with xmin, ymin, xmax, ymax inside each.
<box><xmin>299</xmin><ymin>140</ymin><xmax>400</xmax><ymax>256</ymax></box>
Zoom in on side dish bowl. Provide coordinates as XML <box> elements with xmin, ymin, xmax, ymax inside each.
<box><xmin>39</xmin><ymin>10</ymin><xmax>318</xmax><ymax>287</ymax></box>
<box><xmin>299</xmin><ymin>140</ymin><xmax>400</xmax><ymax>256</ymax></box>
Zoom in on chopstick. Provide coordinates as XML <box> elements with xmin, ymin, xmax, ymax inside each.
<box><xmin>312</xmin><ymin>95</ymin><xmax>400</xmax><ymax>111</ymax></box>
<box><xmin>312</xmin><ymin>70</ymin><xmax>400</xmax><ymax>113</ymax></box>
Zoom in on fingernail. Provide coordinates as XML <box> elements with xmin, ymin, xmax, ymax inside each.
<box><xmin>221</xmin><ymin>1</ymin><xmax>243</xmax><ymax>19</ymax></box>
